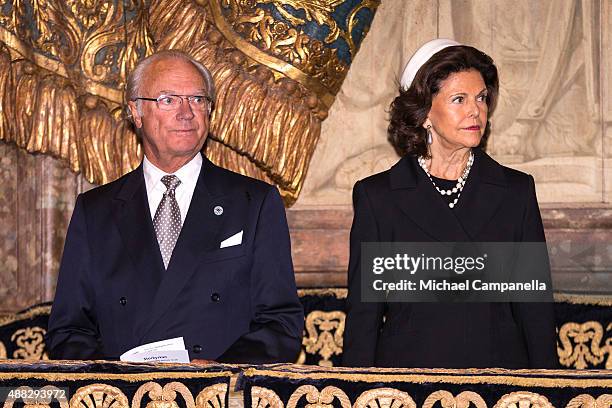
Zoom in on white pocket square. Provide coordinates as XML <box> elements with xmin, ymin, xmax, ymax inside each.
<box><xmin>220</xmin><ymin>230</ymin><xmax>243</xmax><ymax>248</ymax></box>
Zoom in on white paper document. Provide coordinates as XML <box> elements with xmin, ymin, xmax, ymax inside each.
<box><xmin>120</xmin><ymin>337</ymin><xmax>190</xmax><ymax>363</ymax></box>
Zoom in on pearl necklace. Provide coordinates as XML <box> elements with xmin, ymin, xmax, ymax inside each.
<box><xmin>417</xmin><ymin>151</ymin><xmax>474</xmax><ymax>208</ymax></box>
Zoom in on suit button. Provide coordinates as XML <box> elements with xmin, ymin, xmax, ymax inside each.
<box><xmin>211</xmin><ymin>293</ymin><xmax>220</xmax><ymax>302</ymax></box>
<box><xmin>193</xmin><ymin>345</ymin><xmax>202</xmax><ymax>353</ymax></box>
<box><xmin>119</xmin><ymin>297</ymin><xmax>127</xmax><ymax>306</ymax></box>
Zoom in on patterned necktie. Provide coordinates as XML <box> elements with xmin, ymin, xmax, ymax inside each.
<box><xmin>153</xmin><ymin>175</ymin><xmax>182</xmax><ymax>269</ymax></box>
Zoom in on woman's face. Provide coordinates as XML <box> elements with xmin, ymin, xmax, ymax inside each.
<box><xmin>426</xmin><ymin>69</ymin><xmax>488</xmax><ymax>151</ymax></box>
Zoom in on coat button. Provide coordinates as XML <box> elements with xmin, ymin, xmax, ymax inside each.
<box><xmin>193</xmin><ymin>345</ymin><xmax>202</xmax><ymax>353</ymax></box>
<box><xmin>211</xmin><ymin>293</ymin><xmax>220</xmax><ymax>302</ymax></box>
<box><xmin>119</xmin><ymin>297</ymin><xmax>127</xmax><ymax>306</ymax></box>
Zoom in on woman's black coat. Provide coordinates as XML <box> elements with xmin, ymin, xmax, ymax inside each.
<box><xmin>342</xmin><ymin>148</ymin><xmax>558</xmax><ymax>368</ymax></box>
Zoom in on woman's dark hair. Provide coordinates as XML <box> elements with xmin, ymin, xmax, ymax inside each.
<box><xmin>388</xmin><ymin>45</ymin><xmax>499</xmax><ymax>157</ymax></box>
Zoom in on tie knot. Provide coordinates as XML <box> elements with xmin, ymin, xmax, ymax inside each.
<box><xmin>161</xmin><ymin>175</ymin><xmax>181</xmax><ymax>192</ymax></box>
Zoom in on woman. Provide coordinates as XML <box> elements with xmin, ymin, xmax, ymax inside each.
<box><xmin>342</xmin><ymin>39</ymin><xmax>557</xmax><ymax>368</ymax></box>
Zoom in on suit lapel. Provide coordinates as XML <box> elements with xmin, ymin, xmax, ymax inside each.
<box><xmin>112</xmin><ymin>166</ymin><xmax>165</xmax><ymax>292</ymax></box>
<box><xmin>453</xmin><ymin>149</ymin><xmax>507</xmax><ymax>240</ymax></box>
<box><xmin>141</xmin><ymin>157</ymin><xmax>227</xmax><ymax>339</ymax></box>
<box><xmin>112</xmin><ymin>166</ymin><xmax>166</xmax><ymax>338</ymax></box>
<box><xmin>390</xmin><ymin>156</ymin><xmax>470</xmax><ymax>241</ymax></box>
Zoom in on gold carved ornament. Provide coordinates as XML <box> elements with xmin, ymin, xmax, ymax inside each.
<box><xmin>0</xmin><ymin>0</ymin><xmax>379</xmax><ymax>206</ymax></box>
<box><xmin>286</xmin><ymin>385</ymin><xmax>351</xmax><ymax>408</ymax></box>
<box><xmin>195</xmin><ymin>383</ymin><xmax>228</xmax><ymax>408</ymax></box>
<box><xmin>10</xmin><ymin>326</ymin><xmax>48</xmax><ymax>360</ymax></box>
<box><xmin>0</xmin><ymin>1</ymin><xmax>147</xmax><ymax>183</ymax></box>
<box><xmin>566</xmin><ymin>394</ymin><xmax>612</xmax><ymax>408</ymax></box>
<box><xmin>302</xmin><ymin>310</ymin><xmax>345</xmax><ymax>367</ymax></box>
<box><xmin>251</xmin><ymin>386</ymin><xmax>285</xmax><ymax>408</ymax></box>
<box><xmin>352</xmin><ymin>388</ymin><xmax>416</xmax><ymax>408</ymax></box>
<box><xmin>0</xmin><ymin>340</ymin><xmax>5</xmax><ymax>358</ymax></box>
<box><xmin>422</xmin><ymin>391</ymin><xmax>486</xmax><ymax>408</ymax></box>
<box><xmin>492</xmin><ymin>392</ymin><xmax>553</xmax><ymax>408</ymax></box>
<box><xmin>3</xmin><ymin>385</ymin><xmax>68</xmax><ymax>408</ymax></box>
<box><xmin>131</xmin><ymin>382</ymin><xmax>195</xmax><ymax>408</ymax></box>
<box><xmin>557</xmin><ymin>321</ymin><xmax>612</xmax><ymax>369</ymax></box>
<box><xmin>70</xmin><ymin>384</ymin><xmax>129</xmax><ymax>408</ymax></box>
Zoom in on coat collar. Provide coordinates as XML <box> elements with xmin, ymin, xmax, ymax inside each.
<box><xmin>389</xmin><ymin>148</ymin><xmax>507</xmax><ymax>190</ymax></box>
<box><xmin>388</xmin><ymin>148</ymin><xmax>507</xmax><ymax>241</ymax></box>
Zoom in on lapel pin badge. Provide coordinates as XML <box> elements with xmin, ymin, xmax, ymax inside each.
<box><xmin>213</xmin><ymin>205</ymin><xmax>223</xmax><ymax>216</ymax></box>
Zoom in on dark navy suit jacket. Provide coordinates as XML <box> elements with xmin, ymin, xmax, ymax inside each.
<box><xmin>342</xmin><ymin>149</ymin><xmax>558</xmax><ymax>369</ymax></box>
<box><xmin>47</xmin><ymin>155</ymin><xmax>304</xmax><ymax>363</ymax></box>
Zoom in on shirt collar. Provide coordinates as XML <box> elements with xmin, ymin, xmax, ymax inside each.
<box><xmin>143</xmin><ymin>153</ymin><xmax>203</xmax><ymax>190</ymax></box>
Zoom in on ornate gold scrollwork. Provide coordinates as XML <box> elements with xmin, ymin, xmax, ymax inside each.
<box><xmin>195</xmin><ymin>383</ymin><xmax>228</xmax><ymax>408</ymax></box>
<box><xmin>132</xmin><ymin>382</ymin><xmax>195</xmax><ymax>408</ymax></box>
<box><xmin>251</xmin><ymin>386</ymin><xmax>284</xmax><ymax>408</ymax></box>
<box><xmin>353</xmin><ymin>388</ymin><xmax>416</xmax><ymax>408</ymax></box>
<box><xmin>70</xmin><ymin>384</ymin><xmax>129</xmax><ymax>408</ymax></box>
<box><xmin>302</xmin><ymin>310</ymin><xmax>345</xmax><ymax>367</ymax></box>
<box><xmin>0</xmin><ymin>341</ymin><xmax>6</xmax><ymax>358</ymax></box>
<box><xmin>0</xmin><ymin>0</ymin><xmax>378</xmax><ymax>205</ymax></box>
<box><xmin>211</xmin><ymin>0</ymin><xmax>380</xmax><ymax>99</ymax></box>
<box><xmin>493</xmin><ymin>392</ymin><xmax>553</xmax><ymax>408</ymax></box>
<box><xmin>10</xmin><ymin>326</ymin><xmax>48</xmax><ymax>360</ymax></box>
<box><xmin>566</xmin><ymin>394</ymin><xmax>612</xmax><ymax>408</ymax></box>
<box><xmin>557</xmin><ymin>321</ymin><xmax>612</xmax><ymax>369</ymax></box>
<box><xmin>286</xmin><ymin>385</ymin><xmax>350</xmax><ymax>408</ymax></box>
<box><xmin>422</xmin><ymin>391</ymin><xmax>487</xmax><ymax>408</ymax></box>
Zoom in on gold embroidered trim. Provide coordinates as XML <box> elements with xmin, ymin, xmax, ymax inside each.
<box><xmin>566</xmin><ymin>394</ymin><xmax>612</xmax><ymax>408</ymax></box>
<box><xmin>0</xmin><ymin>305</ymin><xmax>52</xmax><ymax>326</ymax></box>
<box><xmin>303</xmin><ymin>310</ymin><xmax>345</xmax><ymax>367</ymax></box>
<box><xmin>251</xmin><ymin>386</ymin><xmax>284</xmax><ymax>408</ymax></box>
<box><xmin>492</xmin><ymin>391</ymin><xmax>553</xmax><ymax>408</ymax></box>
<box><xmin>554</xmin><ymin>293</ymin><xmax>612</xmax><ymax>306</ymax></box>
<box><xmin>132</xmin><ymin>382</ymin><xmax>195</xmax><ymax>408</ymax></box>
<box><xmin>353</xmin><ymin>387</ymin><xmax>416</xmax><ymax>408</ymax></box>
<box><xmin>557</xmin><ymin>321</ymin><xmax>611</xmax><ymax>369</ymax></box>
<box><xmin>70</xmin><ymin>384</ymin><xmax>128</xmax><ymax>408</ymax></box>
<box><xmin>297</xmin><ymin>289</ymin><xmax>348</xmax><ymax>298</ymax></box>
<box><xmin>241</xmin><ymin>368</ymin><xmax>612</xmax><ymax>388</ymax></box>
<box><xmin>195</xmin><ymin>383</ymin><xmax>228</xmax><ymax>408</ymax></box>
<box><xmin>423</xmin><ymin>390</ymin><xmax>487</xmax><ymax>408</ymax></box>
<box><xmin>0</xmin><ymin>371</ymin><xmax>233</xmax><ymax>382</ymax></box>
<box><xmin>286</xmin><ymin>385</ymin><xmax>350</xmax><ymax>408</ymax></box>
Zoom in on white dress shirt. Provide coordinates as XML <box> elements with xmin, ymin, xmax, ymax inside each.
<box><xmin>143</xmin><ymin>153</ymin><xmax>202</xmax><ymax>225</ymax></box>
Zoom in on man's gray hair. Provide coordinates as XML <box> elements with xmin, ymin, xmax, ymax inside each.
<box><xmin>126</xmin><ymin>50</ymin><xmax>216</xmax><ymax>118</ymax></box>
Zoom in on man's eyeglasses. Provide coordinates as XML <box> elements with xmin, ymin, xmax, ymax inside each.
<box><xmin>134</xmin><ymin>94</ymin><xmax>213</xmax><ymax>111</ymax></box>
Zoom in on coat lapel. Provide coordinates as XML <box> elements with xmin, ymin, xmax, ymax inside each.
<box><xmin>390</xmin><ymin>156</ymin><xmax>470</xmax><ymax>241</ymax></box>
<box><xmin>112</xmin><ymin>166</ymin><xmax>166</xmax><ymax>339</ymax></box>
<box><xmin>453</xmin><ymin>149</ymin><xmax>507</xmax><ymax>240</ymax></box>
<box><xmin>140</xmin><ymin>157</ymin><xmax>227</xmax><ymax>339</ymax></box>
<box><xmin>112</xmin><ymin>166</ymin><xmax>165</xmax><ymax>293</ymax></box>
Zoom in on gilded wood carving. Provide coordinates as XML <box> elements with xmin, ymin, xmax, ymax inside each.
<box><xmin>0</xmin><ymin>0</ymin><xmax>379</xmax><ymax>205</ymax></box>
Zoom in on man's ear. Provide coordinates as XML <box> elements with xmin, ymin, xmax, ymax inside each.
<box><xmin>127</xmin><ymin>101</ymin><xmax>143</xmax><ymax>128</ymax></box>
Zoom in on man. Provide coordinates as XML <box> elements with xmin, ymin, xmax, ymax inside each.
<box><xmin>47</xmin><ymin>50</ymin><xmax>304</xmax><ymax>363</ymax></box>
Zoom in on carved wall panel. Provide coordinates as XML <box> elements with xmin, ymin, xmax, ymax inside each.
<box><xmin>298</xmin><ymin>0</ymin><xmax>610</xmax><ymax>206</ymax></box>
